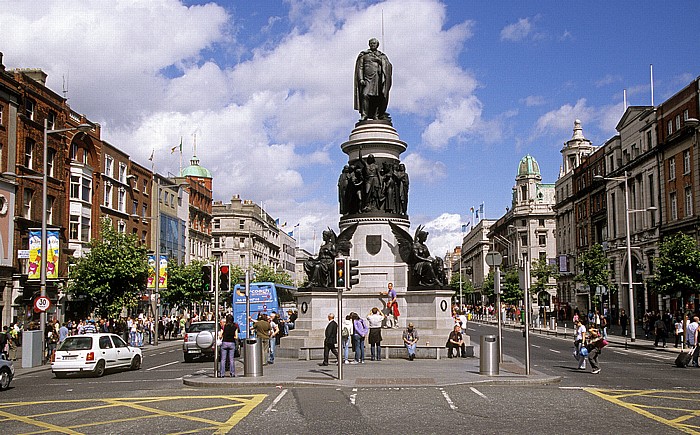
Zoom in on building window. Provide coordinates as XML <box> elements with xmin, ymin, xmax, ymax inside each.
<box><xmin>70</xmin><ymin>176</ymin><xmax>80</xmax><ymax>199</ymax></box>
<box><xmin>685</xmin><ymin>187</ymin><xmax>693</xmax><ymax>217</ymax></box>
<box><xmin>539</xmin><ymin>218</ymin><xmax>545</xmax><ymax>227</ymax></box>
<box><xmin>684</xmin><ymin>109</ymin><xmax>689</xmax><ymax>122</ymax></box>
<box><xmin>521</xmin><ymin>234</ymin><xmax>528</xmax><ymax>247</ymax></box>
<box><xmin>646</xmin><ymin>130</ymin><xmax>653</xmax><ymax>150</ymax></box>
<box><xmin>676</xmin><ymin>115</ymin><xmax>681</xmax><ymax>130</ymax></box>
<box><xmin>132</xmin><ymin>200</ymin><xmax>138</xmax><ymax>215</ymax></box>
<box><xmin>118</xmin><ymin>220</ymin><xmax>126</xmax><ymax>234</ymax></box>
<box><xmin>682</xmin><ymin>150</ymin><xmax>691</xmax><ymax>174</ymax></box>
<box><xmin>669</xmin><ymin>158</ymin><xmax>676</xmax><ymax>180</ymax></box>
<box><xmin>521</xmin><ymin>185</ymin><xmax>528</xmax><ymax>201</ymax></box>
<box><xmin>70</xmin><ymin>215</ymin><xmax>79</xmax><ymax>240</ymax></box>
<box><xmin>82</xmin><ymin>176</ymin><xmax>91</xmax><ymax>202</ymax></box>
<box><xmin>213</xmin><ymin>237</ymin><xmax>220</xmax><ymax>249</ymax></box>
<box><xmin>81</xmin><ymin>216</ymin><xmax>91</xmax><ymax>242</ymax></box>
<box><xmin>142</xmin><ymin>203</ymin><xmax>147</xmax><ymax>217</ymax></box>
<box><xmin>118</xmin><ymin>163</ymin><xmax>127</xmax><ymax>183</ymax></box>
<box><xmin>539</xmin><ymin>235</ymin><xmax>546</xmax><ymax>246</ymax></box>
<box><xmin>47</xmin><ymin>196</ymin><xmax>54</xmax><ymax>224</ymax></box>
<box><xmin>22</xmin><ymin>188</ymin><xmax>33</xmax><ymax>219</ymax></box>
<box><xmin>24</xmin><ymin>139</ymin><xmax>34</xmax><ymax>169</ymax></box>
<box><xmin>118</xmin><ymin>188</ymin><xmax>126</xmax><ymax>212</ymax></box>
<box><xmin>143</xmin><ymin>180</ymin><xmax>148</xmax><ymax>194</ymax></box>
<box><xmin>239</xmin><ymin>219</ymin><xmax>245</xmax><ymax>230</ymax></box>
<box><xmin>105</xmin><ymin>155</ymin><xmax>113</xmax><ymax>178</ymax></box>
<box><xmin>46</xmin><ymin>148</ymin><xmax>56</xmax><ymax>177</ymax></box>
<box><xmin>631</xmin><ymin>144</ymin><xmax>638</xmax><ymax>159</ymax></box>
<box><xmin>142</xmin><ymin>230</ymin><xmax>147</xmax><ymax>243</ymax></box>
<box><xmin>213</xmin><ymin>219</ymin><xmax>220</xmax><ymax>229</ymax></box>
<box><xmin>104</xmin><ymin>182</ymin><xmax>112</xmax><ymax>208</ymax></box>
<box><xmin>670</xmin><ymin>192</ymin><xmax>678</xmax><ymax>221</ymax></box>
<box><xmin>668</xmin><ymin>120</ymin><xmax>673</xmax><ymax>135</ymax></box>
<box><xmin>71</xmin><ymin>143</ymin><xmax>78</xmax><ymax>161</ymax></box>
<box><xmin>25</xmin><ymin>99</ymin><xmax>35</xmax><ymax>120</ymax></box>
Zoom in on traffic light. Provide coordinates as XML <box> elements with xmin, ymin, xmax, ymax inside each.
<box><xmin>201</xmin><ymin>264</ymin><xmax>212</xmax><ymax>293</ymax></box>
<box><xmin>219</xmin><ymin>264</ymin><xmax>230</xmax><ymax>292</ymax></box>
<box><xmin>347</xmin><ymin>259</ymin><xmax>359</xmax><ymax>288</ymax></box>
<box><xmin>334</xmin><ymin>258</ymin><xmax>346</xmax><ymax>288</ymax></box>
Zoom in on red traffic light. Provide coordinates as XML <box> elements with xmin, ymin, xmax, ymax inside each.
<box><xmin>220</xmin><ymin>265</ymin><xmax>229</xmax><ymax>274</ymax></box>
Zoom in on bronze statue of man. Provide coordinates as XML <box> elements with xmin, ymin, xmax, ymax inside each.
<box><xmin>354</xmin><ymin>38</ymin><xmax>392</xmax><ymax>121</ymax></box>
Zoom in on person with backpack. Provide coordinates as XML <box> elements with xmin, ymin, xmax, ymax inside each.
<box><xmin>341</xmin><ymin>314</ymin><xmax>353</xmax><ymax>364</ymax></box>
<box><xmin>586</xmin><ymin>327</ymin><xmax>608</xmax><ymax>374</ymax></box>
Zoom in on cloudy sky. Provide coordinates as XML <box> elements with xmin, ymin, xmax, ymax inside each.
<box><xmin>2</xmin><ymin>0</ymin><xmax>699</xmax><ymax>256</ymax></box>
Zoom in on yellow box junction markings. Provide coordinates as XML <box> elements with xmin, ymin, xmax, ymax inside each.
<box><xmin>586</xmin><ymin>388</ymin><xmax>700</xmax><ymax>435</ymax></box>
<box><xmin>0</xmin><ymin>394</ymin><xmax>267</xmax><ymax>435</ymax></box>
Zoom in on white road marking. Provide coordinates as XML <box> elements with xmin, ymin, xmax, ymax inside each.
<box><xmin>469</xmin><ymin>387</ymin><xmax>487</xmax><ymax>399</ymax></box>
<box><xmin>349</xmin><ymin>388</ymin><xmax>357</xmax><ymax>405</ymax></box>
<box><xmin>549</xmin><ymin>349</ymin><xmax>561</xmax><ymax>353</ymax></box>
<box><xmin>263</xmin><ymin>388</ymin><xmax>288</xmax><ymax>415</ymax></box>
<box><xmin>532</xmin><ymin>345</ymin><xmax>541</xmax><ymax>349</ymax></box>
<box><xmin>439</xmin><ymin>388</ymin><xmax>457</xmax><ymax>410</ymax></box>
<box><xmin>147</xmin><ymin>361</ymin><xmax>180</xmax><ymax>371</ymax></box>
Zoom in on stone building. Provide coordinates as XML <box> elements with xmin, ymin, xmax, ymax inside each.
<box><xmin>177</xmin><ymin>154</ymin><xmax>213</xmax><ymax>263</ymax></box>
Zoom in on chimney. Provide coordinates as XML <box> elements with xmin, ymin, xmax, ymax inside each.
<box><xmin>0</xmin><ymin>52</ymin><xmax>4</xmax><ymax>71</ymax></box>
<box><xmin>16</xmin><ymin>68</ymin><xmax>48</xmax><ymax>85</ymax></box>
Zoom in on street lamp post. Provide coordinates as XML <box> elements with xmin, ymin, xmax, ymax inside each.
<box><xmin>40</xmin><ymin>120</ymin><xmax>91</xmax><ymax>359</ymax></box>
<box><xmin>594</xmin><ymin>172</ymin><xmax>656</xmax><ymax>343</ymax></box>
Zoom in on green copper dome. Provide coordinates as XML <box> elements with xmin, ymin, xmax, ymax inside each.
<box><xmin>180</xmin><ymin>155</ymin><xmax>212</xmax><ymax>178</ymax></box>
<box><xmin>517</xmin><ymin>154</ymin><xmax>541</xmax><ymax>178</ymax></box>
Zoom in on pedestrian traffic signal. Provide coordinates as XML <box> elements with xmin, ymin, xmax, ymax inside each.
<box><xmin>219</xmin><ymin>264</ymin><xmax>230</xmax><ymax>292</ymax></box>
<box><xmin>334</xmin><ymin>258</ymin><xmax>346</xmax><ymax>288</ymax></box>
<box><xmin>348</xmin><ymin>259</ymin><xmax>359</xmax><ymax>288</ymax></box>
<box><xmin>201</xmin><ymin>264</ymin><xmax>213</xmax><ymax>293</ymax></box>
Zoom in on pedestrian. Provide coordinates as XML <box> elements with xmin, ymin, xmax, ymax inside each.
<box><xmin>574</xmin><ymin>319</ymin><xmax>587</xmax><ymax>370</ymax></box>
<box><xmin>654</xmin><ymin>316</ymin><xmax>667</xmax><ymax>347</ymax></box>
<box><xmin>351</xmin><ymin>312</ymin><xmax>368</xmax><ymax>364</ymax></box>
<box><xmin>446</xmin><ymin>324</ymin><xmax>467</xmax><ymax>358</ymax></box>
<box><xmin>367</xmin><ymin>307</ymin><xmax>385</xmax><ymax>361</ymax></box>
<box><xmin>381</xmin><ymin>282</ymin><xmax>400</xmax><ymax>328</ymax></box>
<box><xmin>402</xmin><ymin>322</ymin><xmax>419</xmax><ymax>361</ymax></box>
<box><xmin>250</xmin><ymin>314</ymin><xmax>272</xmax><ymax>366</ymax></box>
<box><xmin>674</xmin><ymin>316</ymin><xmax>684</xmax><ymax>348</ymax></box>
<box><xmin>268</xmin><ymin>312</ymin><xmax>279</xmax><ymax>365</ymax></box>
<box><xmin>686</xmin><ymin>316</ymin><xmax>699</xmax><ymax>367</ymax></box>
<box><xmin>219</xmin><ymin>314</ymin><xmax>238</xmax><ymax>377</ymax></box>
<box><xmin>341</xmin><ymin>314</ymin><xmax>353</xmax><ymax>364</ymax></box>
<box><xmin>619</xmin><ymin>309</ymin><xmax>628</xmax><ymax>337</ymax></box>
<box><xmin>321</xmin><ymin>313</ymin><xmax>339</xmax><ymax>366</ymax></box>
<box><xmin>586</xmin><ymin>327</ymin><xmax>606</xmax><ymax>374</ymax></box>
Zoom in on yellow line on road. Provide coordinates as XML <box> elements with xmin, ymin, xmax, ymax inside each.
<box><xmin>586</xmin><ymin>389</ymin><xmax>700</xmax><ymax>435</ymax></box>
<box><xmin>0</xmin><ymin>409</ymin><xmax>82</xmax><ymax>435</ymax></box>
<box><xmin>215</xmin><ymin>395</ymin><xmax>267</xmax><ymax>435</ymax></box>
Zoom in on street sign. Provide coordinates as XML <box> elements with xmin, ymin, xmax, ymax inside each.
<box><xmin>485</xmin><ymin>252</ymin><xmax>502</xmax><ymax>267</ymax></box>
<box><xmin>34</xmin><ymin>296</ymin><xmax>51</xmax><ymax>312</ymax></box>
<box><xmin>18</xmin><ymin>249</ymin><xmax>30</xmax><ymax>259</ymax></box>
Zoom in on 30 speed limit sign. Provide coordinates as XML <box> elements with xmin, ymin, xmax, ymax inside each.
<box><xmin>34</xmin><ymin>296</ymin><xmax>52</xmax><ymax>312</ymax></box>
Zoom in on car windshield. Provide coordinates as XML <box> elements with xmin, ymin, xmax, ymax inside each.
<box><xmin>58</xmin><ymin>337</ymin><xmax>93</xmax><ymax>351</ymax></box>
<box><xmin>187</xmin><ymin>323</ymin><xmax>214</xmax><ymax>333</ymax></box>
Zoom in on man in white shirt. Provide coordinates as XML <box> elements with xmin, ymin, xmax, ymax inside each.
<box><xmin>574</xmin><ymin>319</ymin><xmax>587</xmax><ymax>370</ymax></box>
<box><xmin>686</xmin><ymin>316</ymin><xmax>699</xmax><ymax>367</ymax></box>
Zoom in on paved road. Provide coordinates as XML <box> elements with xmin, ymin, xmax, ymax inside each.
<box><xmin>1</xmin><ymin>333</ymin><xmax>699</xmax><ymax>434</ymax></box>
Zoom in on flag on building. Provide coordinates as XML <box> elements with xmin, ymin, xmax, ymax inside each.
<box><xmin>148</xmin><ymin>149</ymin><xmax>154</xmax><ymax>161</ymax></box>
<box><xmin>171</xmin><ymin>137</ymin><xmax>182</xmax><ymax>154</ymax></box>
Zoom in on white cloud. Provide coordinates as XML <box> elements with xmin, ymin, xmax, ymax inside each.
<box><xmin>500</xmin><ymin>17</ymin><xmax>533</xmax><ymax>42</ymax></box>
<box><xmin>595</xmin><ymin>74</ymin><xmax>622</xmax><ymax>88</ymax></box>
<box><xmin>420</xmin><ymin>213</ymin><xmax>464</xmax><ymax>258</ymax></box>
<box><xmin>421</xmin><ymin>96</ymin><xmax>483</xmax><ymax>149</ymax></box>
<box><xmin>521</xmin><ymin>95</ymin><xmax>546</xmax><ymax>107</ymax></box>
<box><xmin>401</xmin><ymin>153</ymin><xmax>447</xmax><ymax>183</ymax></box>
<box><xmin>530</xmin><ymin>98</ymin><xmax>624</xmax><ymax>142</ymax></box>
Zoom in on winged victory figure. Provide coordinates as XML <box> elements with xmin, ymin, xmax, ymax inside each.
<box><xmin>389</xmin><ymin>221</ymin><xmax>446</xmax><ymax>288</ymax></box>
<box><xmin>303</xmin><ymin>223</ymin><xmax>358</xmax><ymax>288</ymax></box>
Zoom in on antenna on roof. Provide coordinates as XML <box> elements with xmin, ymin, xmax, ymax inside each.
<box><xmin>62</xmin><ymin>72</ymin><xmax>69</xmax><ymax>100</ymax></box>
<box><xmin>650</xmin><ymin>64</ymin><xmax>654</xmax><ymax>106</ymax></box>
<box><xmin>623</xmin><ymin>88</ymin><xmax>627</xmax><ymax>111</ymax></box>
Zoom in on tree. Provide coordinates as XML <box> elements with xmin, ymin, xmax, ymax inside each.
<box><xmin>160</xmin><ymin>259</ymin><xmax>207</xmax><ymax>310</ymax></box>
<box><xmin>531</xmin><ymin>258</ymin><xmax>559</xmax><ymax>306</ymax></box>
<box><xmin>650</xmin><ymin>233</ymin><xmax>700</xmax><ymax>303</ymax></box>
<box><xmin>252</xmin><ymin>263</ymin><xmax>295</xmax><ymax>302</ymax></box>
<box><xmin>449</xmin><ymin>272</ymin><xmax>475</xmax><ymax>303</ymax></box>
<box><xmin>501</xmin><ymin>268</ymin><xmax>522</xmax><ymax>304</ymax></box>
<box><xmin>67</xmin><ymin>219</ymin><xmax>148</xmax><ymax>318</ymax></box>
<box><xmin>574</xmin><ymin>244</ymin><xmax>610</xmax><ymax>310</ymax></box>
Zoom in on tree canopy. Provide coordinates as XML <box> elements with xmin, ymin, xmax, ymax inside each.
<box><xmin>574</xmin><ymin>244</ymin><xmax>610</xmax><ymax>297</ymax></box>
<box><xmin>160</xmin><ymin>259</ymin><xmax>207</xmax><ymax>309</ymax></box>
<box><xmin>650</xmin><ymin>233</ymin><xmax>700</xmax><ymax>300</ymax></box>
<box><xmin>67</xmin><ymin>219</ymin><xmax>149</xmax><ymax>318</ymax></box>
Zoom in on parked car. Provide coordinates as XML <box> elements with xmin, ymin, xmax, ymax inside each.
<box><xmin>52</xmin><ymin>333</ymin><xmax>142</xmax><ymax>378</ymax></box>
<box><xmin>183</xmin><ymin>321</ymin><xmax>216</xmax><ymax>362</ymax></box>
<box><xmin>0</xmin><ymin>354</ymin><xmax>14</xmax><ymax>390</ymax></box>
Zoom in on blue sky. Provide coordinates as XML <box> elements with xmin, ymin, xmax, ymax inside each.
<box><xmin>2</xmin><ymin>0</ymin><xmax>699</xmax><ymax>255</ymax></box>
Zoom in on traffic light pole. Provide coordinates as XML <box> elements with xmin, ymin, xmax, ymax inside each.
<box><xmin>214</xmin><ymin>258</ymin><xmax>220</xmax><ymax>378</ymax></box>
<box><xmin>337</xmin><ymin>285</ymin><xmax>343</xmax><ymax>381</ymax></box>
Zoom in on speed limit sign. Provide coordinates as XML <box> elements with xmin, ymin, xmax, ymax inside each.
<box><xmin>34</xmin><ymin>296</ymin><xmax>51</xmax><ymax>312</ymax></box>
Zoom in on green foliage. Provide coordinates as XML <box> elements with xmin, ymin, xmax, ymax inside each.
<box><xmin>574</xmin><ymin>244</ymin><xmax>610</xmax><ymax>297</ymax></box>
<box><xmin>252</xmin><ymin>263</ymin><xmax>295</xmax><ymax>302</ymax></box>
<box><xmin>650</xmin><ymin>233</ymin><xmax>700</xmax><ymax>299</ymax></box>
<box><xmin>160</xmin><ymin>259</ymin><xmax>207</xmax><ymax>309</ymax></box>
<box><xmin>530</xmin><ymin>258</ymin><xmax>559</xmax><ymax>294</ymax></box>
<box><xmin>501</xmin><ymin>268</ymin><xmax>522</xmax><ymax>304</ymax></box>
<box><xmin>449</xmin><ymin>272</ymin><xmax>474</xmax><ymax>300</ymax></box>
<box><xmin>67</xmin><ymin>219</ymin><xmax>148</xmax><ymax>318</ymax></box>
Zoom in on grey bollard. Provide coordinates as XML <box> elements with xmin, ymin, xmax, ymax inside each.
<box><xmin>549</xmin><ymin>317</ymin><xmax>556</xmax><ymax>330</ymax></box>
<box><xmin>243</xmin><ymin>338</ymin><xmax>263</xmax><ymax>377</ymax></box>
<box><xmin>479</xmin><ymin>335</ymin><xmax>499</xmax><ymax>375</ymax></box>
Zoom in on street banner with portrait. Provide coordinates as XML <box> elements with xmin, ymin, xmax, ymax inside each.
<box><xmin>27</xmin><ymin>229</ymin><xmax>60</xmax><ymax>280</ymax></box>
<box><xmin>147</xmin><ymin>254</ymin><xmax>168</xmax><ymax>289</ymax></box>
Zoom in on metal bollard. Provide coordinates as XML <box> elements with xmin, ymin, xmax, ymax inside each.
<box><xmin>479</xmin><ymin>335</ymin><xmax>499</xmax><ymax>375</ymax></box>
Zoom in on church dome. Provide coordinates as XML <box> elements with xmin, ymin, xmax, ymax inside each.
<box><xmin>517</xmin><ymin>154</ymin><xmax>541</xmax><ymax>178</ymax></box>
<box><xmin>180</xmin><ymin>155</ymin><xmax>212</xmax><ymax>178</ymax></box>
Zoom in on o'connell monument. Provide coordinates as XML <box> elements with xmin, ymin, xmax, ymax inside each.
<box><xmin>290</xmin><ymin>39</ymin><xmax>468</xmax><ymax>358</ymax></box>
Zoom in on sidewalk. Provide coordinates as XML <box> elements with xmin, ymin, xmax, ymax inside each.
<box><xmin>11</xmin><ymin>337</ymin><xmax>183</xmax><ymax>377</ymax></box>
<box><xmin>472</xmin><ymin>316</ymin><xmax>687</xmax><ymax>355</ymax></box>
<box><xmin>183</xmin><ymin>353</ymin><xmax>560</xmax><ymax>389</ymax></box>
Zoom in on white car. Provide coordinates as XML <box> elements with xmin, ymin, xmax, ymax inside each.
<box><xmin>0</xmin><ymin>355</ymin><xmax>14</xmax><ymax>390</ymax></box>
<box><xmin>52</xmin><ymin>333</ymin><xmax>143</xmax><ymax>378</ymax></box>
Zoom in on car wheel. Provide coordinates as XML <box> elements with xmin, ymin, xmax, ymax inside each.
<box><xmin>54</xmin><ymin>372</ymin><xmax>68</xmax><ymax>379</ymax></box>
<box><xmin>93</xmin><ymin>360</ymin><xmax>106</xmax><ymax>377</ymax></box>
<box><xmin>0</xmin><ymin>368</ymin><xmax>11</xmax><ymax>390</ymax></box>
<box><xmin>184</xmin><ymin>353</ymin><xmax>194</xmax><ymax>363</ymax></box>
<box><xmin>130</xmin><ymin>355</ymin><xmax>142</xmax><ymax>370</ymax></box>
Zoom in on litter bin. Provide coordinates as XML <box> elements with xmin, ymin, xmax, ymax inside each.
<box><xmin>549</xmin><ymin>317</ymin><xmax>556</xmax><ymax>330</ymax></box>
<box><xmin>479</xmin><ymin>335</ymin><xmax>499</xmax><ymax>375</ymax></box>
<box><xmin>243</xmin><ymin>338</ymin><xmax>263</xmax><ymax>377</ymax></box>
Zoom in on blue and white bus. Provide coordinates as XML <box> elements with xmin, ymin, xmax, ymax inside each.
<box><xmin>232</xmin><ymin>282</ymin><xmax>296</xmax><ymax>339</ymax></box>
